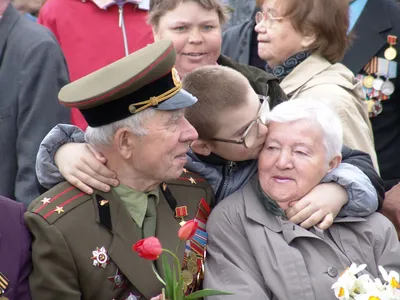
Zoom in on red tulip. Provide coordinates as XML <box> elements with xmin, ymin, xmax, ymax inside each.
<box><xmin>132</xmin><ymin>237</ymin><xmax>162</xmax><ymax>260</ymax></box>
<box><xmin>178</xmin><ymin>220</ymin><xmax>198</xmax><ymax>241</ymax></box>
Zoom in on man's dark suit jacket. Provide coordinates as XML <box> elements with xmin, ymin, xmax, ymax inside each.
<box><xmin>0</xmin><ymin>4</ymin><xmax>70</xmax><ymax>205</ymax></box>
<box><xmin>0</xmin><ymin>196</ymin><xmax>31</xmax><ymax>299</ymax></box>
<box><xmin>342</xmin><ymin>0</ymin><xmax>400</xmax><ymax>191</ymax></box>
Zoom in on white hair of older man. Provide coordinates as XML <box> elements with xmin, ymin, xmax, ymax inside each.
<box><xmin>85</xmin><ymin>108</ymin><xmax>156</xmax><ymax>146</ymax></box>
<box><xmin>265</xmin><ymin>99</ymin><xmax>343</xmax><ymax>161</ymax></box>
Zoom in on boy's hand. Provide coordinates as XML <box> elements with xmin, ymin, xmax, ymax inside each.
<box><xmin>55</xmin><ymin>143</ymin><xmax>119</xmax><ymax>194</ymax></box>
<box><xmin>286</xmin><ymin>182</ymin><xmax>348</xmax><ymax>230</ymax></box>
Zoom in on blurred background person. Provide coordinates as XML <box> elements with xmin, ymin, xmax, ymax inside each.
<box><xmin>222</xmin><ymin>0</ymin><xmax>400</xmax><ymax>193</ymax></box>
<box><xmin>0</xmin><ymin>196</ymin><xmax>31</xmax><ymax>299</ymax></box>
<box><xmin>252</xmin><ymin>0</ymin><xmax>378</xmax><ymax>171</ymax></box>
<box><xmin>38</xmin><ymin>0</ymin><xmax>154</xmax><ymax>130</ymax></box>
<box><xmin>0</xmin><ymin>0</ymin><xmax>70</xmax><ymax>205</ymax></box>
<box><xmin>342</xmin><ymin>0</ymin><xmax>400</xmax><ymax>192</ymax></box>
<box><xmin>12</xmin><ymin>0</ymin><xmax>44</xmax><ymax>20</ymax></box>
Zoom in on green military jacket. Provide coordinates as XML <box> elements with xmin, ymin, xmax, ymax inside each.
<box><xmin>25</xmin><ymin>170</ymin><xmax>214</xmax><ymax>300</ymax></box>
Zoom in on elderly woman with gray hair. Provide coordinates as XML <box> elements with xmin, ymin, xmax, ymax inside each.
<box><xmin>203</xmin><ymin>99</ymin><xmax>400</xmax><ymax>300</ymax></box>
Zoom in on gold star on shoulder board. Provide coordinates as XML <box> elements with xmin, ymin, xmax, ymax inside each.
<box><xmin>40</xmin><ymin>197</ymin><xmax>51</xmax><ymax>204</ymax></box>
<box><xmin>55</xmin><ymin>206</ymin><xmax>65</xmax><ymax>214</ymax></box>
<box><xmin>189</xmin><ymin>177</ymin><xmax>197</xmax><ymax>184</ymax></box>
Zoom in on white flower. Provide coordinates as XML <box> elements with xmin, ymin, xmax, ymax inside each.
<box><xmin>379</xmin><ymin>266</ymin><xmax>400</xmax><ymax>290</ymax></box>
<box><xmin>332</xmin><ymin>280</ymin><xmax>351</xmax><ymax>299</ymax></box>
<box><xmin>348</xmin><ymin>263</ymin><xmax>367</xmax><ymax>276</ymax></box>
<box><xmin>354</xmin><ymin>274</ymin><xmax>374</xmax><ymax>294</ymax></box>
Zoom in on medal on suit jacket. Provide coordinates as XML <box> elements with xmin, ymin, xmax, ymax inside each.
<box><xmin>0</xmin><ymin>272</ymin><xmax>9</xmax><ymax>299</ymax></box>
<box><xmin>384</xmin><ymin>35</ymin><xmax>398</xmax><ymax>61</ymax></box>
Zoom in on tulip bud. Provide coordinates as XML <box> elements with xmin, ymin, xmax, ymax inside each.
<box><xmin>132</xmin><ymin>237</ymin><xmax>162</xmax><ymax>260</ymax></box>
<box><xmin>177</xmin><ymin>220</ymin><xmax>198</xmax><ymax>241</ymax></box>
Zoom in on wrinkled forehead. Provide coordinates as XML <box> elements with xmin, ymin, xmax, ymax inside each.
<box><xmin>266</xmin><ymin>119</ymin><xmax>323</xmax><ymax>145</ymax></box>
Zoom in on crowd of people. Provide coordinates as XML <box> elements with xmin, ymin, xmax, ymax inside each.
<box><xmin>1</xmin><ymin>0</ymin><xmax>400</xmax><ymax>299</ymax></box>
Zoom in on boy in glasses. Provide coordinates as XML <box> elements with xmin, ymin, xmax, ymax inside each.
<box><xmin>35</xmin><ymin>65</ymin><xmax>382</xmax><ymax>228</ymax></box>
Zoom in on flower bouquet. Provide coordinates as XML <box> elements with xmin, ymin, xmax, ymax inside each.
<box><xmin>332</xmin><ymin>263</ymin><xmax>400</xmax><ymax>300</ymax></box>
<box><xmin>133</xmin><ymin>220</ymin><xmax>233</xmax><ymax>300</ymax></box>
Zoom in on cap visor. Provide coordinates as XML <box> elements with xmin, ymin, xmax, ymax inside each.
<box><xmin>156</xmin><ymin>89</ymin><xmax>197</xmax><ymax>111</ymax></box>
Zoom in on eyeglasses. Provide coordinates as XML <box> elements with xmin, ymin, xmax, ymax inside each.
<box><xmin>255</xmin><ymin>11</ymin><xmax>284</xmax><ymax>28</ymax></box>
<box><xmin>210</xmin><ymin>95</ymin><xmax>270</xmax><ymax>149</ymax></box>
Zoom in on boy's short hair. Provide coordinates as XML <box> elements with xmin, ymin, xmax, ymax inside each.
<box><xmin>149</xmin><ymin>0</ymin><xmax>230</xmax><ymax>28</ymax></box>
<box><xmin>182</xmin><ymin>65</ymin><xmax>251</xmax><ymax>139</ymax></box>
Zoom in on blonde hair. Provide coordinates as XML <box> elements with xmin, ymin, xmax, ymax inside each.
<box><xmin>183</xmin><ymin>65</ymin><xmax>251</xmax><ymax>139</ymax></box>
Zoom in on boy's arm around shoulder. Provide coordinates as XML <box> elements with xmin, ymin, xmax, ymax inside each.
<box><xmin>36</xmin><ymin>124</ymin><xmax>85</xmax><ymax>189</ymax></box>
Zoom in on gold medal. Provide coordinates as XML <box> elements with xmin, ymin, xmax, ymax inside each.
<box><xmin>189</xmin><ymin>251</ymin><xmax>198</xmax><ymax>261</ymax></box>
<box><xmin>366</xmin><ymin>99</ymin><xmax>375</xmax><ymax>113</ymax></box>
<box><xmin>384</xmin><ymin>47</ymin><xmax>397</xmax><ymax>61</ymax></box>
<box><xmin>0</xmin><ymin>297</ymin><xmax>9</xmax><ymax>300</ymax></box>
<box><xmin>362</xmin><ymin>75</ymin><xmax>374</xmax><ymax>88</ymax></box>
<box><xmin>187</xmin><ymin>260</ymin><xmax>198</xmax><ymax>274</ymax></box>
<box><xmin>384</xmin><ymin>35</ymin><xmax>398</xmax><ymax>61</ymax></box>
<box><xmin>181</xmin><ymin>270</ymin><xmax>193</xmax><ymax>286</ymax></box>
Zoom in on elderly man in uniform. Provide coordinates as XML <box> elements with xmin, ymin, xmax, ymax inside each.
<box><xmin>25</xmin><ymin>39</ymin><xmax>214</xmax><ymax>300</ymax></box>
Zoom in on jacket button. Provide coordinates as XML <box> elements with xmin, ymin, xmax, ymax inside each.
<box><xmin>327</xmin><ymin>267</ymin><xmax>338</xmax><ymax>277</ymax></box>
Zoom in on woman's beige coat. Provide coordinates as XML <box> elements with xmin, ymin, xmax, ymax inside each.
<box><xmin>204</xmin><ymin>177</ymin><xmax>400</xmax><ymax>300</ymax></box>
<box><xmin>280</xmin><ymin>54</ymin><xmax>379</xmax><ymax>171</ymax></box>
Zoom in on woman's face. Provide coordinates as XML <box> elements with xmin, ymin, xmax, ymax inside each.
<box><xmin>255</xmin><ymin>0</ymin><xmax>315</xmax><ymax>68</ymax></box>
<box><xmin>152</xmin><ymin>1</ymin><xmax>222</xmax><ymax>77</ymax></box>
<box><xmin>258</xmin><ymin>119</ymin><xmax>334</xmax><ymax>211</ymax></box>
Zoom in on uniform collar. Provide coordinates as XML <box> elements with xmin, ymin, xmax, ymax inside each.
<box><xmin>113</xmin><ymin>183</ymin><xmax>159</xmax><ymax>228</ymax></box>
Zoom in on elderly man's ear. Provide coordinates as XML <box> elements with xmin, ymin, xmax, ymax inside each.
<box><xmin>190</xmin><ymin>140</ymin><xmax>212</xmax><ymax>156</ymax></box>
<box><xmin>113</xmin><ymin>127</ymin><xmax>136</xmax><ymax>159</ymax></box>
<box><xmin>328</xmin><ymin>155</ymin><xmax>343</xmax><ymax>173</ymax></box>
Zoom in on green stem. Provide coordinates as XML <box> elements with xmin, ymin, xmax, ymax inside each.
<box><xmin>162</xmin><ymin>248</ymin><xmax>182</xmax><ymax>281</ymax></box>
<box><xmin>175</xmin><ymin>240</ymin><xmax>183</xmax><ymax>255</ymax></box>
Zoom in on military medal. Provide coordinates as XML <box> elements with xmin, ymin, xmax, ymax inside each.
<box><xmin>362</xmin><ymin>75</ymin><xmax>374</xmax><ymax>89</ymax></box>
<box><xmin>372</xmin><ymin>77</ymin><xmax>384</xmax><ymax>91</ymax></box>
<box><xmin>181</xmin><ymin>269</ymin><xmax>194</xmax><ymax>286</ymax></box>
<box><xmin>0</xmin><ymin>273</ymin><xmax>9</xmax><ymax>299</ymax></box>
<box><xmin>384</xmin><ymin>35</ymin><xmax>397</xmax><ymax>61</ymax></box>
<box><xmin>175</xmin><ymin>206</ymin><xmax>188</xmax><ymax>226</ymax></box>
<box><xmin>368</xmin><ymin>99</ymin><xmax>383</xmax><ymax>118</ymax></box>
<box><xmin>381</xmin><ymin>79</ymin><xmax>395</xmax><ymax>96</ymax></box>
<box><xmin>108</xmin><ymin>269</ymin><xmax>127</xmax><ymax>291</ymax></box>
<box><xmin>91</xmin><ymin>246</ymin><xmax>110</xmax><ymax>268</ymax></box>
<box><xmin>362</xmin><ymin>59</ymin><xmax>376</xmax><ymax>89</ymax></box>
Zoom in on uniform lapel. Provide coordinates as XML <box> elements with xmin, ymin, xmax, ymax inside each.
<box><xmin>0</xmin><ymin>4</ymin><xmax>20</xmax><ymax>61</ymax></box>
<box><xmin>94</xmin><ymin>190</ymin><xmax>163</xmax><ymax>299</ymax></box>
<box><xmin>342</xmin><ymin>0</ymin><xmax>392</xmax><ymax>74</ymax></box>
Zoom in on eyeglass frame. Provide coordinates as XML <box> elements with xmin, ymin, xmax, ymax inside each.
<box><xmin>255</xmin><ymin>11</ymin><xmax>285</xmax><ymax>28</ymax></box>
<box><xmin>209</xmin><ymin>95</ymin><xmax>270</xmax><ymax>148</ymax></box>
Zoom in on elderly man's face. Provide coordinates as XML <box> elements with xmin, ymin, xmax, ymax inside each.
<box><xmin>130</xmin><ymin>109</ymin><xmax>198</xmax><ymax>183</ymax></box>
<box><xmin>258</xmin><ymin>119</ymin><xmax>332</xmax><ymax>210</ymax></box>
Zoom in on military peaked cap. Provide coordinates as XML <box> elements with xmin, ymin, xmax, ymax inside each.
<box><xmin>58</xmin><ymin>39</ymin><xmax>197</xmax><ymax>127</ymax></box>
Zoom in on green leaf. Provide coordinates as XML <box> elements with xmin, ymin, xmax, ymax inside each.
<box><xmin>151</xmin><ymin>263</ymin><xmax>166</xmax><ymax>286</ymax></box>
<box><xmin>176</xmin><ymin>280</ymin><xmax>184</xmax><ymax>300</ymax></box>
<box><xmin>184</xmin><ymin>289</ymin><xmax>234</xmax><ymax>300</ymax></box>
<box><xmin>162</xmin><ymin>254</ymin><xmax>173</xmax><ymax>299</ymax></box>
<box><xmin>172</xmin><ymin>266</ymin><xmax>177</xmax><ymax>300</ymax></box>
